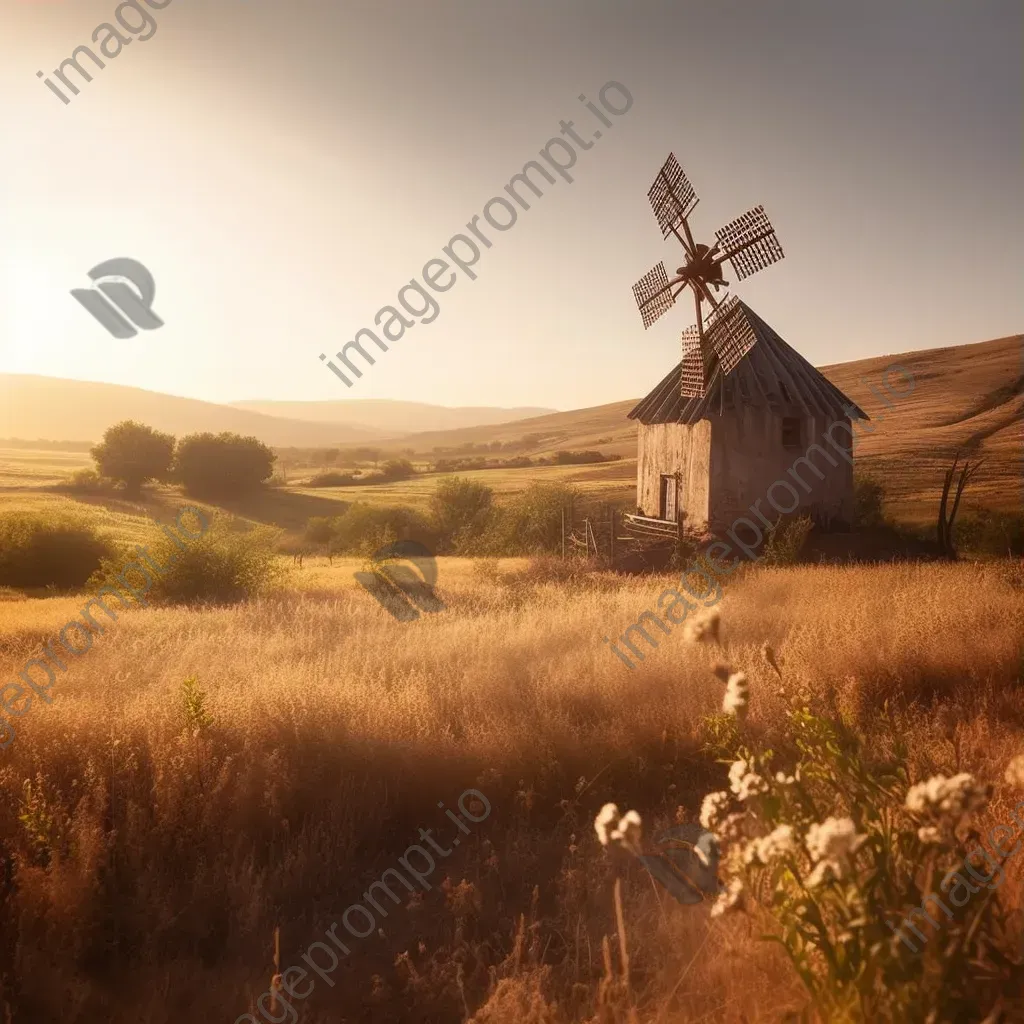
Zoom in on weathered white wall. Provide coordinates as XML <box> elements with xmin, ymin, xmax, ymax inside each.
<box><xmin>709</xmin><ymin>408</ymin><xmax>855</xmax><ymax>529</ymax></box>
<box><xmin>636</xmin><ymin>421</ymin><xmax>712</xmax><ymax>528</ymax></box>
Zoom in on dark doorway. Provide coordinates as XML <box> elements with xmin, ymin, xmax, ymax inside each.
<box><xmin>659</xmin><ymin>475</ymin><xmax>677</xmax><ymax>521</ymax></box>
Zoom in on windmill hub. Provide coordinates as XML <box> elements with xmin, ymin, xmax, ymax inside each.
<box><xmin>676</xmin><ymin>243</ymin><xmax>724</xmax><ymax>288</ymax></box>
<box><xmin>631</xmin><ymin>153</ymin><xmax>786</xmax><ymax>399</ymax></box>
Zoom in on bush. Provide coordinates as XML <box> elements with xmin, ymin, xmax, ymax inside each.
<box><xmin>378</xmin><ymin>459</ymin><xmax>415</xmax><ymax>482</ymax></box>
<box><xmin>475</xmin><ymin>482</ymin><xmax>579</xmax><ymax>556</ymax></box>
<box><xmin>60</xmin><ymin>468</ymin><xmax>114</xmax><ymax>494</ymax></box>
<box><xmin>854</xmin><ymin>474</ymin><xmax>887</xmax><ymax>528</ymax></box>
<box><xmin>952</xmin><ymin>509</ymin><xmax>1024</xmax><ymax>557</ymax></box>
<box><xmin>430</xmin><ymin>477</ymin><xmax>494</xmax><ymax>553</ymax></box>
<box><xmin>304</xmin><ymin>516</ymin><xmax>337</xmax><ymax>546</ymax></box>
<box><xmin>761</xmin><ymin>515</ymin><xmax>814</xmax><ymax>567</ymax></box>
<box><xmin>174</xmin><ymin>432</ymin><xmax>276</xmax><ymax>498</ymax></box>
<box><xmin>553</xmin><ymin>450</ymin><xmax>607</xmax><ymax>465</ymax></box>
<box><xmin>91</xmin><ymin>420</ymin><xmax>175</xmax><ymax>496</ymax></box>
<box><xmin>0</xmin><ymin>511</ymin><xmax>114</xmax><ymax>589</ymax></box>
<box><xmin>325</xmin><ymin>503</ymin><xmax>437</xmax><ymax>556</ymax></box>
<box><xmin>307</xmin><ymin>471</ymin><xmax>357</xmax><ymax>488</ymax></box>
<box><xmin>91</xmin><ymin>515</ymin><xmax>284</xmax><ymax>604</ymax></box>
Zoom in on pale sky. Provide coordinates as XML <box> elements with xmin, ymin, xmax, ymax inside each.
<box><xmin>0</xmin><ymin>0</ymin><xmax>1020</xmax><ymax>411</ymax></box>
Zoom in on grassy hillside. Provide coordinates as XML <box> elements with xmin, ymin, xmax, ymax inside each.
<box><xmin>821</xmin><ymin>334</ymin><xmax>1023</xmax><ymax>521</ymax></box>
<box><xmin>397</xmin><ymin>333</ymin><xmax>1023</xmax><ymax>520</ymax></box>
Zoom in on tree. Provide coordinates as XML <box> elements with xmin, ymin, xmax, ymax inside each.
<box><xmin>174</xmin><ymin>432</ymin><xmax>276</xmax><ymax>498</ymax></box>
<box><xmin>90</xmin><ymin>420</ymin><xmax>175</xmax><ymax>496</ymax></box>
<box><xmin>430</xmin><ymin>476</ymin><xmax>494</xmax><ymax>552</ymax></box>
<box><xmin>379</xmin><ymin>458</ymin><xmax>415</xmax><ymax>482</ymax></box>
<box><xmin>936</xmin><ymin>453</ymin><xmax>983</xmax><ymax>559</ymax></box>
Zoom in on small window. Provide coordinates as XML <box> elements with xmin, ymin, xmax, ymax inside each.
<box><xmin>782</xmin><ymin>417</ymin><xmax>802</xmax><ymax>449</ymax></box>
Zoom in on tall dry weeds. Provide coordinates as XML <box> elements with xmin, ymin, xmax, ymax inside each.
<box><xmin>0</xmin><ymin>560</ymin><xmax>1020</xmax><ymax>1022</ymax></box>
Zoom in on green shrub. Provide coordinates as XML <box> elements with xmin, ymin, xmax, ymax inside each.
<box><xmin>0</xmin><ymin>511</ymin><xmax>114</xmax><ymax>589</ymax></box>
<box><xmin>304</xmin><ymin>516</ymin><xmax>338</xmax><ymax>546</ymax></box>
<box><xmin>475</xmin><ymin>482</ymin><xmax>579</xmax><ymax>556</ymax></box>
<box><xmin>378</xmin><ymin>458</ymin><xmax>415</xmax><ymax>482</ymax></box>
<box><xmin>430</xmin><ymin>476</ymin><xmax>494</xmax><ymax>553</ymax></box>
<box><xmin>91</xmin><ymin>515</ymin><xmax>284</xmax><ymax>604</ymax></box>
<box><xmin>952</xmin><ymin>509</ymin><xmax>1024</xmax><ymax>557</ymax></box>
<box><xmin>60</xmin><ymin>468</ymin><xmax>115</xmax><ymax>494</ymax></box>
<box><xmin>854</xmin><ymin>474</ymin><xmax>887</xmax><ymax>528</ymax></box>
<box><xmin>174</xmin><ymin>432</ymin><xmax>276</xmax><ymax>498</ymax></box>
<box><xmin>553</xmin><ymin>450</ymin><xmax>607</xmax><ymax>465</ymax></box>
<box><xmin>761</xmin><ymin>515</ymin><xmax>814</xmax><ymax>567</ymax></box>
<box><xmin>326</xmin><ymin>503</ymin><xmax>437</xmax><ymax>556</ymax></box>
<box><xmin>91</xmin><ymin>420</ymin><xmax>175</xmax><ymax>496</ymax></box>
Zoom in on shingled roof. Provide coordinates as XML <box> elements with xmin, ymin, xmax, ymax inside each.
<box><xmin>628</xmin><ymin>302</ymin><xmax>868</xmax><ymax>426</ymax></box>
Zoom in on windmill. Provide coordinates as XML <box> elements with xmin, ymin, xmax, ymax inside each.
<box><xmin>632</xmin><ymin>154</ymin><xmax>785</xmax><ymax>399</ymax></box>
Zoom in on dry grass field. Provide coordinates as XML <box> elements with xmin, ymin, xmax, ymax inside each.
<box><xmin>1</xmin><ymin>556</ymin><xmax>1023</xmax><ymax>1023</ymax></box>
<box><xmin>0</xmin><ymin>333</ymin><xmax>1021</xmax><ymax>1022</ymax></box>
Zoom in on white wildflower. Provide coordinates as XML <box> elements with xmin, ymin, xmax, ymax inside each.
<box><xmin>905</xmin><ymin>773</ymin><xmax>988</xmax><ymax>820</ymax></box>
<box><xmin>804</xmin><ymin>817</ymin><xmax>866</xmax><ymax>885</ymax></box>
<box><xmin>758</xmin><ymin>824</ymin><xmax>797</xmax><ymax>861</ymax></box>
<box><xmin>917</xmin><ymin>826</ymin><xmax>943</xmax><ymax>845</ymax></box>
<box><xmin>775</xmin><ymin>771</ymin><xmax>796</xmax><ymax>786</ymax></box>
<box><xmin>736</xmin><ymin>772</ymin><xmax>768</xmax><ymax>802</ymax></box>
<box><xmin>709</xmin><ymin>876</ymin><xmax>744</xmax><ymax>917</ymax></box>
<box><xmin>743</xmin><ymin>825</ymin><xmax>797</xmax><ymax>867</ymax></box>
<box><xmin>1004</xmin><ymin>755</ymin><xmax>1024</xmax><ymax>790</ymax></box>
<box><xmin>610</xmin><ymin>809</ymin><xmax>643</xmax><ymax>855</ymax></box>
<box><xmin>699</xmin><ymin>791</ymin><xmax>731</xmax><ymax>832</ymax></box>
<box><xmin>594</xmin><ymin>803</ymin><xmax>619</xmax><ymax>847</ymax></box>
<box><xmin>722</xmin><ymin>672</ymin><xmax>749</xmax><ymax>720</ymax></box>
<box><xmin>683</xmin><ymin>607</ymin><xmax>720</xmax><ymax>644</ymax></box>
<box><xmin>718</xmin><ymin>812</ymin><xmax>747</xmax><ymax>842</ymax></box>
<box><xmin>728</xmin><ymin>759</ymin><xmax>748</xmax><ymax>794</ymax></box>
<box><xmin>728</xmin><ymin>759</ymin><xmax>768</xmax><ymax>801</ymax></box>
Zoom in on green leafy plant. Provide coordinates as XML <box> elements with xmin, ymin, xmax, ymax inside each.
<box><xmin>691</xmin><ymin>647</ymin><xmax>1021</xmax><ymax>1021</ymax></box>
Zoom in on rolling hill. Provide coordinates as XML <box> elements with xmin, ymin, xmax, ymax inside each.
<box><xmin>1</xmin><ymin>332</ymin><xmax>1019</xmax><ymax>523</ymax></box>
<box><xmin>0</xmin><ymin>376</ymin><xmax>551</xmax><ymax>447</ymax></box>
<box><xmin>230</xmin><ymin>399</ymin><xmax>555</xmax><ymax>434</ymax></box>
<box><xmin>395</xmin><ymin>333</ymin><xmax>1023</xmax><ymax>521</ymax></box>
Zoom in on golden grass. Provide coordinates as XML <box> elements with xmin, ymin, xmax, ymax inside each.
<box><xmin>0</xmin><ymin>559</ymin><xmax>1021</xmax><ymax>1022</ymax></box>
<box><xmin>0</xmin><ymin>446</ymin><xmax>92</xmax><ymax>488</ymax></box>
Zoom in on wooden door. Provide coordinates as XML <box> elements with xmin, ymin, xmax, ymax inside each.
<box><xmin>660</xmin><ymin>475</ymin><xmax>677</xmax><ymax>522</ymax></box>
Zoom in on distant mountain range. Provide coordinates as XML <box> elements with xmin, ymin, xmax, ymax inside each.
<box><xmin>0</xmin><ymin>375</ymin><xmax>555</xmax><ymax>447</ymax></box>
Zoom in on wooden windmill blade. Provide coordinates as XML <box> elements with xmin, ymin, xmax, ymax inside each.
<box><xmin>706</xmin><ymin>294</ymin><xmax>758</xmax><ymax>374</ymax></box>
<box><xmin>632</xmin><ymin>261</ymin><xmax>677</xmax><ymax>329</ymax></box>
<box><xmin>713</xmin><ymin>205</ymin><xmax>785</xmax><ymax>281</ymax></box>
<box><xmin>647</xmin><ymin>153</ymin><xmax>699</xmax><ymax>248</ymax></box>
<box><xmin>680</xmin><ymin>325</ymin><xmax>711</xmax><ymax>398</ymax></box>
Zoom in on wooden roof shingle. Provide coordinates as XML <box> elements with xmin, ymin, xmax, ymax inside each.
<box><xmin>628</xmin><ymin>303</ymin><xmax>869</xmax><ymax>425</ymax></box>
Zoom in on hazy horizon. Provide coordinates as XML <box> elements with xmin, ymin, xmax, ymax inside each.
<box><xmin>1</xmin><ymin>0</ymin><xmax>1020</xmax><ymax>411</ymax></box>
